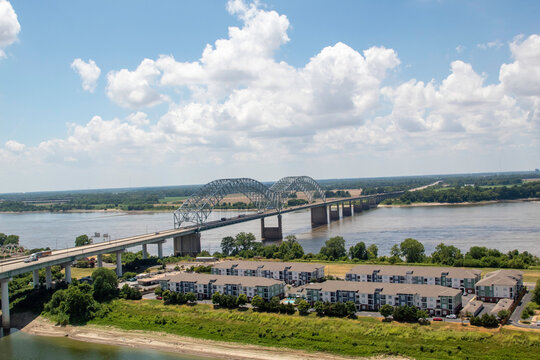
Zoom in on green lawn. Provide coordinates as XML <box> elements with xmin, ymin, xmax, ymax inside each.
<box><xmin>89</xmin><ymin>300</ymin><xmax>540</xmax><ymax>360</ymax></box>
<box><xmin>158</xmin><ymin>196</ymin><xmax>187</xmax><ymax>203</ymax></box>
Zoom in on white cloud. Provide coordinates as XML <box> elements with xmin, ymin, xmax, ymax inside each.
<box><xmin>1</xmin><ymin>1</ymin><xmax>539</xmax><ymax>191</ymax></box>
<box><xmin>4</xmin><ymin>140</ymin><xmax>25</xmax><ymax>153</ymax></box>
<box><xmin>0</xmin><ymin>0</ymin><xmax>20</xmax><ymax>58</ymax></box>
<box><xmin>71</xmin><ymin>58</ymin><xmax>101</xmax><ymax>92</ymax></box>
<box><xmin>455</xmin><ymin>45</ymin><xmax>465</xmax><ymax>53</ymax></box>
<box><xmin>477</xmin><ymin>40</ymin><xmax>503</xmax><ymax>50</ymax></box>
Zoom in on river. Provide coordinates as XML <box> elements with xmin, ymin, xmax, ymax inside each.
<box><xmin>0</xmin><ymin>330</ymin><xmax>213</xmax><ymax>360</ymax></box>
<box><xmin>0</xmin><ymin>201</ymin><xmax>539</xmax><ymax>256</ymax></box>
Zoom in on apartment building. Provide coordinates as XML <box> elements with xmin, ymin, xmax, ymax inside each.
<box><xmin>211</xmin><ymin>260</ymin><xmax>325</xmax><ymax>285</ymax></box>
<box><xmin>345</xmin><ymin>265</ymin><xmax>481</xmax><ymax>293</ymax></box>
<box><xmin>475</xmin><ymin>269</ymin><xmax>523</xmax><ymax>302</ymax></box>
<box><xmin>299</xmin><ymin>280</ymin><xmax>462</xmax><ymax>316</ymax></box>
<box><xmin>162</xmin><ymin>273</ymin><xmax>285</xmax><ymax>301</ymax></box>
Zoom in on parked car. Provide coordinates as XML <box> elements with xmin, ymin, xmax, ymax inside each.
<box><xmin>156</xmin><ymin>296</ymin><xmax>162</xmax><ymax>300</ymax></box>
<box><xmin>446</xmin><ymin>314</ymin><xmax>457</xmax><ymax>319</ymax></box>
<box><xmin>433</xmin><ymin>317</ymin><xmax>443</xmax><ymax>321</ymax></box>
<box><xmin>536</xmin><ymin>321</ymin><xmax>540</xmax><ymax>327</ymax></box>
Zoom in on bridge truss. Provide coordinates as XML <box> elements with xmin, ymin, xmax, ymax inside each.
<box><xmin>173</xmin><ymin>176</ymin><xmax>326</xmax><ymax>228</ymax></box>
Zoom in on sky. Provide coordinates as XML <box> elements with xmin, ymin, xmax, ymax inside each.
<box><xmin>0</xmin><ymin>0</ymin><xmax>539</xmax><ymax>193</ymax></box>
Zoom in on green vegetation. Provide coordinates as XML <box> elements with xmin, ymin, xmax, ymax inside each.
<box><xmin>314</xmin><ymin>300</ymin><xmax>356</xmax><ymax>318</ymax></box>
<box><xmin>384</xmin><ymin>181</ymin><xmax>540</xmax><ymax>205</ymax></box>
<box><xmin>470</xmin><ymin>314</ymin><xmax>500</xmax><ymax>328</ymax></box>
<box><xmin>75</xmin><ymin>234</ymin><xmax>91</xmax><ymax>247</ymax></box>
<box><xmin>0</xmin><ymin>233</ymin><xmax>19</xmax><ymax>245</ymax></box>
<box><xmin>88</xmin><ymin>300</ymin><xmax>540</xmax><ymax>359</ymax></box>
<box><xmin>214</xmin><ymin>232</ymin><xmax>539</xmax><ymax>270</ymax></box>
<box><xmin>91</xmin><ymin>268</ymin><xmax>119</xmax><ymax>302</ymax></box>
<box><xmin>211</xmin><ymin>292</ymin><xmax>245</xmax><ymax>309</ymax></box>
<box><xmin>533</xmin><ymin>279</ymin><xmax>540</xmax><ymax>304</ymax></box>
<box><xmin>521</xmin><ymin>302</ymin><xmax>538</xmax><ymax>320</ymax></box>
<box><xmin>43</xmin><ymin>282</ymin><xmax>101</xmax><ymax>325</ymax></box>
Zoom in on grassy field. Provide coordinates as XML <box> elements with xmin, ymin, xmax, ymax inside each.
<box><xmin>89</xmin><ymin>300</ymin><xmax>540</xmax><ymax>360</ymax></box>
<box><xmin>65</xmin><ymin>267</ymin><xmax>96</xmax><ymax>279</ymax></box>
<box><xmin>158</xmin><ymin>196</ymin><xmax>187</xmax><ymax>203</ymax></box>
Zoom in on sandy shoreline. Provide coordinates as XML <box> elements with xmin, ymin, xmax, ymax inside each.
<box><xmin>19</xmin><ymin>316</ymin><xmax>407</xmax><ymax>360</ymax></box>
<box><xmin>377</xmin><ymin>198</ymin><xmax>540</xmax><ymax>208</ymax></box>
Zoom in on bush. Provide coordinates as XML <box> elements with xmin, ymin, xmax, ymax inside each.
<box><xmin>470</xmin><ymin>313</ymin><xmax>499</xmax><ymax>328</ymax></box>
<box><xmin>297</xmin><ymin>300</ymin><xmax>310</xmax><ymax>315</ymax></box>
<box><xmin>92</xmin><ymin>268</ymin><xmax>119</xmax><ymax>302</ymax></box>
<box><xmin>119</xmin><ymin>284</ymin><xmax>142</xmax><ymax>300</ymax></box>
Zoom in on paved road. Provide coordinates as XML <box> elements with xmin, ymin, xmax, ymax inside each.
<box><xmin>508</xmin><ymin>288</ymin><xmax>539</xmax><ymax>329</ymax></box>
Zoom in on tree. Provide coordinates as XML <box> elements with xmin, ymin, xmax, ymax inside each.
<box><xmin>319</xmin><ymin>236</ymin><xmax>346</xmax><ymax>259</ymax></box>
<box><xmin>276</xmin><ymin>235</ymin><xmax>304</xmax><ymax>260</ymax></box>
<box><xmin>297</xmin><ymin>300</ymin><xmax>310</xmax><ymax>315</ymax></box>
<box><xmin>367</xmin><ymin>244</ymin><xmax>378</xmax><ymax>260</ymax></box>
<box><xmin>75</xmin><ymin>234</ymin><xmax>91</xmax><ymax>247</ymax></box>
<box><xmin>533</xmin><ymin>279</ymin><xmax>540</xmax><ymax>305</ymax></box>
<box><xmin>497</xmin><ymin>309</ymin><xmax>510</xmax><ymax>321</ymax></box>
<box><xmin>390</xmin><ymin>244</ymin><xmax>401</xmax><ymax>257</ymax></box>
<box><xmin>220</xmin><ymin>236</ymin><xmax>235</xmax><ymax>256</ymax></box>
<box><xmin>431</xmin><ymin>243</ymin><xmax>463</xmax><ymax>266</ymax></box>
<box><xmin>4</xmin><ymin>234</ymin><xmax>19</xmax><ymax>245</ymax></box>
<box><xmin>212</xmin><ymin>292</ymin><xmax>222</xmax><ymax>305</ymax></box>
<box><xmin>235</xmin><ymin>232</ymin><xmax>256</xmax><ymax>253</ymax></box>
<box><xmin>314</xmin><ymin>301</ymin><xmax>325</xmax><ymax>316</ymax></box>
<box><xmin>185</xmin><ymin>292</ymin><xmax>197</xmax><ymax>303</ymax></box>
<box><xmin>416</xmin><ymin>309</ymin><xmax>429</xmax><ymax>320</ymax></box>
<box><xmin>349</xmin><ymin>242</ymin><xmax>367</xmax><ymax>260</ymax></box>
<box><xmin>400</xmin><ymin>238</ymin><xmax>425</xmax><ymax>263</ymax></box>
<box><xmin>345</xmin><ymin>301</ymin><xmax>357</xmax><ymax>317</ymax></box>
<box><xmin>119</xmin><ymin>284</ymin><xmax>142</xmax><ymax>300</ymax></box>
<box><xmin>251</xmin><ymin>295</ymin><xmax>265</xmax><ymax>311</ymax></box>
<box><xmin>237</xmin><ymin>293</ymin><xmax>247</xmax><ymax>307</ymax></box>
<box><xmin>92</xmin><ymin>267</ymin><xmax>118</xmax><ymax>302</ymax></box>
<box><xmin>379</xmin><ymin>304</ymin><xmax>393</xmax><ymax>319</ymax></box>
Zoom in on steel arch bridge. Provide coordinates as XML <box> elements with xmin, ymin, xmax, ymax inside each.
<box><xmin>173</xmin><ymin>176</ymin><xmax>325</xmax><ymax>228</ymax></box>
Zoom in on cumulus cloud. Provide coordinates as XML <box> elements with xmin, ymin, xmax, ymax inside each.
<box><xmin>2</xmin><ymin>1</ymin><xmax>539</xmax><ymax>191</ymax></box>
<box><xmin>0</xmin><ymin>0</ymin><xmax>20</xmax><ymax>58</ymax></box>
<box><xmin>71</xmin><ymin>58</ymin><xmax>101</xmax><ymax>92</ymax></box>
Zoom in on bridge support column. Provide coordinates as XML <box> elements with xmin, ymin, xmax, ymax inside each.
<box><xmin>142</xmin><ymin>244</ymin><xmax>148</xmax><ymax>260</ymax></box>
<box><xmin>116</xmin><ymin>251</ymin><xmax>123</xmax><ymax>277</ymax></box>
<box><xmin>369</xmin><ymin>198</ymin><xmax>377</xmax><ymax>208</ymax></box>
<box><xmin>261</xmin><ymin>214</ymin><xmax>283</xmax><ymax>241</ymax></box>
<box><xmin>157</xmin><ymin>241</ymin><xmax>164</xmax><ymax>259</ymax></box>
<box><xmin>173</xmin><ymin>233</ymin><xmax>201</xmax><ymax>257</ymax></box>
<box><xmin>32</xmin><ymin>269</ymin><xmax>40</xmax><ymax>287</ymax></box>
<box><xmin>97</xmin><ymin>254</ymin><xmax>103</xmax><ymax>268</ymax></box>
<box><xmin>342</xmin><ymin>201</ymin><xmax>352</xmax><ymax>217</ymax></box>
<box><xmin>64</xmin><ymin>264</ymin><xmax>72</xmax><ymax>284</ymax></box>
<box><xmin>353</xmin><ymin>201</ymin><xmax>363</xmax><ymax>213</ymax></box>
<box><xmin>1</xmin><ymin>278</ymin><xmax>10</xmax><ymax>329</ymax></box>
<box><xmin>310</xmin><ymin>206</ymin><xmax>328</xmax><ymax>227</ymax></box>
<box><xmin>329</xmin><ymin>205</ymin><xmax>340</xmax><ymax>221</ymax></box>
<box><xmin>362</xmin><ymin>200</ymin><xmax>370</xmax><ymax>210</ymax></box>
<box><xmin>45</xmin><ymin>266</ymin><xmax>52</xmax><ymax>289</ymax></box>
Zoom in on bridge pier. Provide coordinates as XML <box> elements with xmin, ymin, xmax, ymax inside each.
<box><xmin>1</xmin><ymin>278</ymin><xmax>10</xmax><ymax>329</ymax></box>
<box><xmin>97</xmin><ymin>254</ymin><xmax>103</xmax><ymax>268</ymax></box>
<box><xmin>329</xmin><ymin>205</ymin><xmax>340</xmax><ymax>221</ymax></box>
<box><xmin>174</xmin><ymin>233</ymin><xmax>201</xmax><ymax>257</ymax></box>
<box><xmin>157</xmin><ymin>241</ymin><xmax>164</xmax><ymax>259</ymax></box>
<box><xmin>310</xmin><ymin>206</ymin><xmax>328</xmax><ymax>227</ymax></box>
<box><xmin>64</xmin><ymin>263</ymin><xmax>72</xmax><ymax>284</ymax></box>
<box><xmin>142</xmin><ymin>244</ymin><xmax>148</xmax><ymax>260</ymax></box>
<box><xmin>353</xmin><ymin>201</ymin><xmax>363</xmax><ymax>213</ymax></box>
<box><xmin>116</xmin><ymin>251</ymin><xmax>123</xmax><ymax>277</ymax></box>
<box><xmin>342</xmin><ymin>201</ymin><xmax>352</xmax><ymax>217</ymax></box>
<box><xmin>369</xmin><ymin>198</ymin><xmax>377</xmax><ymax>208</ymax></box>
<box><xmin>32</xmin><ymin>269</ymin><xmax>39</xmax><ymax>287</ymax></box>
<box><xmin>45</xmin><ymin>266</ymin><xmax>52</xmax><ymax>289</ymax></box>
<box><xmin>261</xmin><ymin>214</ymin><xmax>283</xmax><ymax>241</ymax></box>
<box><xmin>362</xmin><ymin>200</ymin><xmax>370</xmax><ymax>210</ymax></box>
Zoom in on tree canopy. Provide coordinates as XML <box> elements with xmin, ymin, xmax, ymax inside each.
<box><xmin>319</xmin><ymin>236</ymin><xmax>346</xmax><ymax>260</ymax></box>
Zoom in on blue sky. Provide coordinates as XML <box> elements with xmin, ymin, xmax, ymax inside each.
<box><xmin>0</xmin><ymin>0</ymin><xmax>539</xmax><ymax>192</ymax></box>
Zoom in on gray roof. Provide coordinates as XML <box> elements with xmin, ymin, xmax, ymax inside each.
<box><xmin>491</xmin><ymin>298</ymin><xmax>513</xmax><ymax>315</ymax></box>
<box><xmin>461</xmin><ymin>300</ymin><xmax>484</xmax><ymax>315</ymax></box>
<box><xmin>213</xmin><ymin>260</ymin><xmax>324</xmax><ymax>273</ymax></box>
<box><xmin>166</xmin><ymin>272</ymin><xmax>284</xmax><ymax>287</ymax></box>
<box><xmin>304</xmin><ymin>280</ymin><xmax>462</xmax><ymax>298</ymax></box>
<box><xmin>347</xmin><ymin>264</ymin><xmax>481</xmax><ymax>279</ymax></box>
<box><xmin>475</xmin><ymin>269</ymin><xmax>523</xmax><ymax>287</ymax></box>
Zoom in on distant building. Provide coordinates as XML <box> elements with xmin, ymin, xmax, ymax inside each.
<box><xmin>211</xmin><ymin>260</ymin><xmax>325</xmax><ymax>285</ymax></box>
<box><xmin>490</xmin><ymin>298</ymin><xmax>513</xmax><ymax>317</ymax></box>
<box><xmin>461</xmin><ymin>300</ymin><xmax>484</xmax><ymax>317</ymax></box>
<box><xmin>297</xmin><ymin>280</ymin><xmax>462</xmax><ymax>316</ymax></box>
<box><xmin>345</xmin><ymin>265</ymin><xmax>481</xmax><ymax>294</ymax></box>
<box><xmin>475</xmin><ymin>269</ymin><xmax>523</xmax><ymax>302</ymax></box>
<box><xmin>161</xmin><ymin>273</ymin><xmax>285</xmax><ymax>301</ymax></box>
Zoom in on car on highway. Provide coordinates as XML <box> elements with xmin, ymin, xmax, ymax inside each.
<box><xmin>24</xmin><ymin>255</ymin><xmax>38</xmax><ymax>263</ymax></box>
<box><xmin>433</xmin><ymin>317</ymin><xmax>443</xmax><ymax>321</ymax></box>
<box><xmin>537</xmin><ymin>321</ymin><xmax>540</xmax><ymax>327</ymax></box>
<box><xmin>446</xmin><ymin>314</ymin><xmax>457</xmax><ymax>319</ymax></box>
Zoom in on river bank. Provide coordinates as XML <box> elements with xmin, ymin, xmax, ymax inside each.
<box><xmin>378</xmin><ymin>198</ymin><xmax>540</xmax><ymax>208</ymax></box>
<box><xmin>20</xmin><ymin>315</ymin><xmax>404</xmax><ymax>360</ymax></box>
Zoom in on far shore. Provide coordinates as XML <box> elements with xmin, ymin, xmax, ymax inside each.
<box><xmin>19</xmin><ymin>315</ymin><xmax>405</xmax><ymax>360</ymax></box>
<box><xmin>1</xmin><ymin>198</ymin><xmax>538</xmax><ymax>215</ymax></box>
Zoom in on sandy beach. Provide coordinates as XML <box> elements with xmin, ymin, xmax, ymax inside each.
<box><xmin>19</xmin><ymin>316</ymin><xmax>408</xmax><ymax>360</ymax></box>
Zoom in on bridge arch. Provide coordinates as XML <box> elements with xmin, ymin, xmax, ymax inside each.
<box><xmin>270</xmin><ymin>176</ymin><xmax>326</xmax><ymax>204</ymax></box>
<box><xmin>174</xmin><ymin>178</ymin><xmax>280</xmax><ymax>228</ymax></box>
